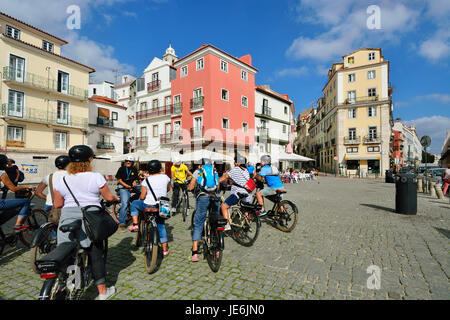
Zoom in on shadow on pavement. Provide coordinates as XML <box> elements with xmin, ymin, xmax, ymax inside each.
<box><xmin>434</xmin><ymin>227</ymin><xmax>450</xmax><ymax>240</ymax></box>
<box><xmin>360</xmin><ymin>203</ymin><xmax>395</xmax><ymax>213</ymax></box>
<box><xmin>106</xmin><ymin>237</ymin><xmax>136</xmax><ymax>287</ymax></box>
<box><xmin>0</xmin><ymin>246</ymin><xmax>29</xmax><ymax>267</ymax></box>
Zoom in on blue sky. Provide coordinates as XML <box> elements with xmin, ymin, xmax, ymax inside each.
<box><xmin>0</xmin><ymin>0</ymin><xmax>449</xmax><ymax>154</ymax></box>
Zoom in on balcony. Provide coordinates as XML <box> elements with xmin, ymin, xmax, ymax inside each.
<box><xmin>172</xmin><ymin>103</ymin><xmax>182</xmax><ymax>115</ymax></box>
<box><xmin>363</xmin><ymin>135</ymin><xmax>381</xmax><ymax>144</ymax></box>
<box><xmin>342</xmin><ymin>95</ymin><xmax>380</xmax><ymax>105</ymax></box>
<box><xmin>190</xmin><ymin>96</ymin><xmax>204</xmax><ymax>112</ymax></box>
<box><xmin>6</xmin><ymin>140</ymin><xmax>24</xmax><ymax>148</ymax></box>
<box><xmin>97</xmin><ymin>142</ymin><xmax>115</xmax><ymax>150</ymax></box>
<box><xmin>147</xmin><ymin>80</ymin><xmax>161</xmax><ymax>92</ymax></box>
<box><xmin>344</xmin><ymin>136</ymin><xmax>361</xmax><ymax>144</ymax></box>
<box><xmin>135</xmin><ymin>136</ymin><xmax>148</xmax><ymax>147</ymax></box>
<box><xmin>1</xmin><ymin>103</ymin><xmax>88</xmax><ymax>129</ymax></box>
<box><xmin>262</xmin><ymin>106</ymin><xmax>272</xmax><ymax>117</ymax></box>
<box><xmin>3</xmin><ymin>66</ymin><xmax>88</xmax><ymax>100</ymax></box>
<box><xmin>190</xmin><ymin>126</ymin><xmax>204</xmax><ymax>139</ymax></box>
<box><xmin>96</xmin><ymin>117</ymin><xmax>114</xmax><ymax>128</ymax></box>
<box><xmin>136</xmin><ymin>105</ymin><xmax>174</xmax><ymax>121</ymax></box>
<box><xmin>160</xmin><ymin>131</ymin><xmax>183</xmax><ymax>144</ymax></box>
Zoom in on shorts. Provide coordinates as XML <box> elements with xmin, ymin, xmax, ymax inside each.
<box><xmin>260</xmin><ymin>186</ymin><xmax>286</xmax><ymax>197</ymax></box>
<box><xmin>224</xmin><ymin>194</ymin><xmax>239</xmax><ymax>207</ymax></box>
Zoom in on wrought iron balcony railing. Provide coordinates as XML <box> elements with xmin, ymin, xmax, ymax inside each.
<box><xmin>147</xmin><ymin>80</ymin><xmax>161</xmax><ymax>92</ymax></box>
<box><xmin>135</xmin><ymin>136</ymin><xmax>148</xmax><ymax>147</ymax></box>
<box><xmin>190</xmin><ymin>96</ymin><xmax>204</xmax><ymax>111</ymax></box>
<box><xmin>363</xmin><ymin>135</ymin><xmax>381</xmax><ymax>144</ymax></box>
<box><xmin>262</xmin><ymin>106</ymin><xmax>271</xmax><ymax>116</ymax></box>
<box><xmin>343</xmin><ymin>136</ymin><xmax>361</xmax><ymax>144</ymax></box>
<box><xmin>136</xmin><ymin>103</ymin><xmax>182</xmax><ymax>121</ymax></box>
<box><xmin>96</xmin><ymin>117</ymin><xmax>114</xmax><ymax>128</ymax></box>
<box><xmin>97</xmin><ymin>142</ymin><xmax>115</xmax><ymax>150</ymax></box>
<box><xmin>3</xmin><ymin>66</ymin><xmax>88</xmax><ymax>100</ymax></box>
<box><xmin>190</xmin><ymin>126</ymin><xmax>204</xmax><ymax>139</ymax></box>
<box><xmin>343</xmin><ymin>95</ymin><xmax>379</xmax><ymax>105</ymax></box>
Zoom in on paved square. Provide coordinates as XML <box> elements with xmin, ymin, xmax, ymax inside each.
<box><xmin>0</xmin><ymin>177</ymin><xmax>449</xmax><ymax>300</ymax></box>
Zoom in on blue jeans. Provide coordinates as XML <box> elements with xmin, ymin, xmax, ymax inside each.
<box><xmin>0</xmin><ymin>198</ymin><xmax>31</xmax><ymax>219</ymax></box>
<box><xmin>118</xmin><ymin>188</ymin><xmax>131</xmax><ymax>225</ymax></box>
<box><xmin>130</xmin><ymin>200</ymin><xmax>168</xmax><ymax>244</ymax></box>
<box><xmin>192</xmin><ymin>195</ymin><xmax>219</xmax><ymax>241</ymax></box>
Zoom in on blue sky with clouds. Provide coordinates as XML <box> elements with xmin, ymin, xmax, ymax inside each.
<box><xmin>0</xmin><ymin>0</ymin><xmax>449</xmax><ymax>153</ymax></box>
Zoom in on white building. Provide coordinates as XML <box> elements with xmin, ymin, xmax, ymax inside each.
<box><xmin>253</xmin><ymin>85</ymin><xmax>295</xmax><ymax>168</ymax></box>
<box><xmin>89</xmin><ymin>80</ymin><xmax>116</xmax><ymax>100</ymax></box>
<box><xmin>114</xmin><ymin>75</ymin><xmax>136</xmax><ymax>153</ymax></box>
<box><xmin>393</xmin><ymin>120</ymin><xmax>422</xmax><ymax>166</ymax></box>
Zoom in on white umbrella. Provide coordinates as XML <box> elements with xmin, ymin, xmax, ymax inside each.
<box><xmin>276</xmin><ymin>151</ymin><xmax>315</xmax><ymax>162</ymax></box>
<box><xmin>139</xmin><ymin>147</ymin><xmax>174</xmax><ymax>162</ymax></box>
<box><xmin>111</xmin><ymin>150</ymin><xmax>146</xmax><ymax>162</ymax></box>
<box><xmin>178</xmin><ymin>149</ymin><xmax>234</xmax><ymax>163</ymax></box>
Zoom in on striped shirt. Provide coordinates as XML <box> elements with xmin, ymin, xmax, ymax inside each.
<box><xmin>228</xmin><ymin>166</ymin><xmax>250</xmax><ymax>197</ymax></box>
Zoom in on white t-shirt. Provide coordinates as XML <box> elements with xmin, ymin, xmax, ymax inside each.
<box><xmin>0</xmin><ymin>170</ymin><xmax>4</xmax><ymax>188</ymax></box>
<box><xmin>142</xmin><ymin>174</ymin><xmax>170</xmax><ymax>206</ymax></box>
<box><xmin>42</xmin><ymin>170</ymin><xmax>68</xmax><ymax>206</ymax></box>
<box><xmin>54</xmin><ymin>172</ymin><xmax>106</xmax><ymax>208</ymax></box>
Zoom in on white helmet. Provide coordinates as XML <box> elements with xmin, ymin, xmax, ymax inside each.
<box><xmin>172</xmin><ymin>156</ymin><xmax>181</xmax><ymax>165</ymax></box>
<box><xmin>124</xmin><ymin>155</ymin><xmax>135</xmax><ymax>162</ymax></box>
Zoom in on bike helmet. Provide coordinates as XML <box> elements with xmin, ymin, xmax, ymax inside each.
<box><xmin>68</xmin><ymin>145</ymin><xmax>94</xmax><ymax>162</ymax></box>
<box><xmin>148</xmin><ymin>159</ymin><xmax>162</xmax><ymax>174</ymax></box>
<box><xmin>124</xmin><ymin>155</ymin><xmax>135</xmax><ymax>162</ymax></box>
<box><xmin>0</xmin><ymin>154</ymin><xmax>8</xmax><ymax>169</ymax></box>
<box><xmin>55</xmin><ymin>155</ymin><xmax>70</xmax><ymax>169</ymax></box>
<box><xmin>260</xmin><ymin>155</ymin><xmax>271</xmax><ymax>165</ymax></box>
<box><xmin>234</xmin><ymin>153</ymin><xmax>247</xmax><ymax>167</ymax></box>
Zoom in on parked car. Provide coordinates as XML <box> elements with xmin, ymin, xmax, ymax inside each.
<box><xmin>424</xmin><ymin>168</ymin><xmax>446</xmax><ymax>187</ymax></box>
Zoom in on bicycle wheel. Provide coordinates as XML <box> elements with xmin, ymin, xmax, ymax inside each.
<box><xmin>38</xmin><ymin>276</ymin><xmax>69</xmax><ymax>300</ymax></box>
<box><xmin>135</xmin><ymin>214</ymin><xmax>145</xmax><ymax>247</ymax></box>
<box><xmin>204</xmin><ymin>219</ymin><xmax>223</xmax><ymax>273</ymax></box>
<box><xmin>21</xmin><ymin>209</ymin><xmax>48</xmax><ymax>247</ymax></box>
<box><xmin>30</xmin><ymin>224</ymin><xmax>57</xmax><ymax>274</ymax></box>
<box><xmin>144</xmin><ymin>221</ymin><xmax>161</xmax><ymax>274</ymax></box>
<box><xmin>230</xmin><ymin>207</ymin><xmax>260</xmax><ymax>247</ymax></box>
<box><xmin>112</xmin><ymin>202</ymin><xmax>121</xmax><ymax>220</ymax></box>
<box><xmin>180</xmin><ymin>195</ymin><xmax>188</xmax><ymax>222</ymax></box>
<box><xmin>274</xmin><ymin>200</ymin><xmax>298</xmax><ymax>232</ymax></box>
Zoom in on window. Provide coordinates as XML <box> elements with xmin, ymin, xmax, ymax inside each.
<box><xmin>242</xmin><ymin>122</ymin><xmax>248</xmax><ymax>133</ymax></box>
<box><xmin>368</xmin><ymin>126</ymin><xmax>378</xmax><ymax>139</ymax></box>
<box><xmin>152</xmin><ymin>72</ymin><xmax>159</xmax><ymax>82</ymax></box>
<box><xmin>222</xmin><ymin>118</ymin><xmax>229</xmax><ymax>129</ymax></box>
<box><xmin>8</xmin><ymin>90</ymin><xmax>24</xmax><ymax>117</ymax></box>
<box><xmin>348</xmin><ymin>108</ymin><xmax>356</xmax><ymax>119</ymax></box>
<box><xmin>221</xmin><ymin>89</ymin><xmax>229</xmax><ymax>101</ymax></box>
<box><xmin>241</xmin><ymin>70</ymin><xmax>248</xmax><ymax>81</ymax></box>
<box><xmin>346</xmin><ymin>147</ymin><xmax>358</xmax><ymax>153</ymax></box>
<box><xmin>153</xmin><ymin>125</ymin><xmax>159</xmax><ymax>137</ymax></box>
<box><xmin>7</xmin><ymin>126</ymin><xmax>23</xmax><ymax>141</ymax></box>
<box><xmin>348</xmin><ymin>128</ymin><xmax>356</xmax><ymax>140</ymax></box>
<box><xmin>368</xmin><ymin>88</ymin><xmax>377</xmax><ymax>97</ymax></box>
<box><xmin>348</xmin><ymin>73</ymin><xmax>356</xmax><ymax>82</ymax></box>
<box><xmin>196</xmin><ymin>58</ymin><xmax>204</xmax><ymax>70</ymax></box>
<box><xmin>111</xmin><ymin>111</ymin><xmax>118</xmax><ymax>121</ymax></box>
<box><xmin>181</xmin><ymin>66</ymin><xmax>188</xmax><ymax>78</ymax></box>
<box><xmin>6</xmin><ymin>25</ymin><xmax>20</xmax><ymax>39</ymax></box>
<box><xmin>284</xmin><ymin>106</ymin><xmax>288</xmax><ymax>114</ymax></box>
<box><xmin>42</xmin><ymin>40</ymin><xmax>54</xmax><ymax>52</ymax></box>
<box><xmin>368</xmin><ymin>106</ymin><xmax>377</xmax><ymax>117</ymax></box>
<box><xmin>9</xmin><ymin>55</ymin><xmax>25</xmax><ymax>82</ymax></box>
<box><xmin>140</xmin><ymin>126</ymin><xmax>147</xmax><ymax>137</ymax></box>
<box><xmin>283</xmin><ymin>125</ymin><xmax>287</xmax><ymax>133</ymax></box>
<box><xmin>56</xmin><ymin>101</ymin><xmax>69</xmax><ymax>124</ymax></box>
<box><xmin>194</xmin><ymin>117</ymin><xmax>203</xmax><ymax>132</ymax></box>
<box><xmin>347</xmin><ymin>90</ymin><xmax>356</xmax><ymax>103</ymax></box>
<box><xmin>348</xmin><ymin>56</ymin><xmax>354</xmax><ymax>64</ymax></box>
<box><xmin>368</xmin><ymin>146</ymin><xmax>380</xmax><ymax>152</ymax></box>
<box><xmin>241</xmin><ymin>96</ymin><xmax>248</xmax><ymax>107</ymax></box>
<box><xmin>93</xmin><ymin>88</ymin><xmax>97</xmax><ymax>95</ymax></box>
<box><xmin>140</xmin><ymin>102</ymin><xmax>147</xmax><ymax>111</ymax></box>
<box><xmin>368</xmin><ymin>52</ymin><xmax>376</xmax><ymax>61</ymax></box>
<box><xmin>55</xmin><ymin>131</ymin><xmax>67</xmax><ymax>150</ymax></box>
<box><xmin>367</xmin><ymin>70</ymin><xmax>376</xmax><ymax>79</ymax></box>
<box><xmin>173</xmin><ymin>120</ymin><xmax>181</xmax><ymax>132</ymax></box>
<box><xmin>165</xmin><ymin>123</ymin><xmax>171</xmax><ymax>134</ymax></box>
<box><xmin>152</xmin><ymin>99</ymin><xmax>159</xmax><ymax>110</ymax></box>
<box><xmin>174</xmin><ymin>95</ymin><xmax>181</xmax><ymax>107</ymax></box>
<box><xmin>57</xmin><ymin>71</ymin><xmax>69</xmax><ymax>94</ymax></box>
<box><xmin>220</xmin><ymin>60</ymin><xmax>228</xmax><ymax>72</ymax></box>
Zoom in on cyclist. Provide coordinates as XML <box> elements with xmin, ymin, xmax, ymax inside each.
<box><xmin>254</xmin><ymin>155</ymin><xmax>286</xmax><ymax>216</ymax></box>
<box><xmin>53</xmin><ymin>145</ymin><xmax>119</xmax><ymax>300</ymax></box>
<box><xmin>115</xmin><ymin>155</ymin><xmax>139</xmax><ymax>231</ymax></box>
<box><xmin>0</xmin><ymin>154</ymin><xmax>34</xmax><ymax>232</ymax></box>
<box><xmin>187</xmin><ymin>158</ymin><xmax>220</xmax><ymax>262</ymax></box>
<box><xmin>129</xmin><ymin>159</ymin><xmax>171</xmax><ymax>257</ymax></box>
<box><xmin>35</xmin><ymin>155</ymin><xmax>70</xmax><ymax>217</ymax></box>
<box><xmin>219</xmin><ymin>153</ymin><xmax>253</xmax><ymax>231</ymax></box>
<box><xmin>170</xmin><ymin>158</ymin><xmax>193</xmax><ymax>215</ymax></box>
<box><xmin>1</xmin><ymin>159</ymin><xmax>20</xmax><ymax>199</ymax></box>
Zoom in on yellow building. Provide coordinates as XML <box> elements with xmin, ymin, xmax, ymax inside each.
<box><xmin>309</xmin><ymin>48</ymin><xmax>393</xmax><ymax>176</ymax></box>
<box><xmin>0</xmin><ymin>12</ymin><xmax>94</xmax><ymax>182</ymax></box>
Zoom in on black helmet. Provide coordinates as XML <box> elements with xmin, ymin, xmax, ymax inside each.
<box><xmin>148</xmin><ymin>160</ymin><xmax>162</xmax><ymax>174</ymax></box>
<box><xmin>68</xmin><ymin>145</ymin><xmax>94</xmax><ymax>162</ymax></box>
<box><xmin>55</xmin><ymin>155</ymin><xmax>70</xmax><ymax>169</ymax></box>
<box><xmin>234</xmin><ymin>153</ymin><xmax>247</xmax><ymax>167</ymax></box>
<box><xmin>0</xmin><ymin>154</ymin><xmax>8</xmax><ymax>169</ymax></box>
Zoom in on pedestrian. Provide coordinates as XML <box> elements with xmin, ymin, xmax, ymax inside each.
<box><xmin>442</xmin><ymin>164</ymin><xmax>450</xmax><ymax>196</ymax></box>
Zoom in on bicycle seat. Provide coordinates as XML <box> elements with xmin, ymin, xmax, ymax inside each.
<box><xmin>276</xmin><ymin>190</ymin><xmax>287</xmax><ymax>194</ymax></box>
<box><xmin>59</xmin><ymin>220</ymin><xmax>82</xmax><ymax>233</ymax></box>
<box><xmin>144</xmin><ymin>207</ymin><xmax>159</xmax><ymax>213</ymax></box>
<box><xmin>35</xmin><ymin>241</ymin><xmax>78</xmax><ymax>272</ymax></box>
<box><xmin>237</xmin><ymin>193</ymin><xmax>248</xmax><ymax>199</ymax></box>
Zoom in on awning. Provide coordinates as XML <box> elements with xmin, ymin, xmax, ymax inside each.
<box><xmin>178</xmin><ymin>149</ymin><xmax>234</xmax><ymax>163</ymax></box>
<box><xmin>276</xmin><ymin>152</ymin><xmax>315</xmax><ymax>162</ymax></box>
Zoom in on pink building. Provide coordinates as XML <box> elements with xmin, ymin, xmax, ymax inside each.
<box><xmin>170</xmin><ymin>44</ymin><xmax>258</xmax><ymax>155</ymax></box>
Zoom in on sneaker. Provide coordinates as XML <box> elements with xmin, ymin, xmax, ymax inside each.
<box><xmin>258</xmin><ymin>210</ymin><xmax>267</xmax><ymax>217</ymax></box>
<box><xmin>224</xmin><ymin>224</ymin><xmax>231</xmax><ymax>232</ymax></box>
<box><xmin>95</xmin><ymin>286</ymin><xmax>116</xmax><ymax>300</ymax></box>
<box><xmin>191</xmin><ymin>254</ymin><xmax>199</xmax><ymax>262</ymax></box>
<box><xmin>163</xmin><ymin>249</ymin><xmax>169</xmax><ymax>258</ymax></box>
<box><xmin>128</xmin><ymin>224</ymin><xmax>139</xmax><ymax>232</ymax></box>
<box><xmin>118</xmin><ymin>224</ymin><xmax>127</xmax><ymax>232</ymax></box>
<box><xmin>13</xmin><ymin>224</ymin><xmax>30</xmax><ymax>232</ymax></box>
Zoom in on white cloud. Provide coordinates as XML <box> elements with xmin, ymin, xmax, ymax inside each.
<box><xmin>276</xmin><ymin>66</ymin><xmax>309</xmax><ymax>78</ymax></box>
<box><xmin>416</xmin><ymin>94</ymin><xmax>450</xmax><ymax>104</ymax></box>
<box><xmin>404</xmin><ymin>116</ymin><xmax>450</xmax><ymax>153</ymax></box>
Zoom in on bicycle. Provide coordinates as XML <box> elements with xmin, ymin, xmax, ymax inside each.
<box><xmin>0</xmin><ymin>192</ymin><xmax>48</xmax><ymax>256</ymax></box>
<box><xmin>111</xmin><ymin>186</ymin><xmax>141</xmax><ymax>224</ymax></box>
<box><xmin>135</xmin><ymin>206</ymin><xmax>164</xmax><ymax>274</ymax></box>
<box><xmin>201</xmin><ymin>194</ymin><xmax>227</xmax><ymax>273</ymax></box>
<box><xmin>35</xmin><ymin>200</ymin><xmax>114</xmax><ymax>300</ymax></box>
<box><xmin>260</xmin><ymin>188</ymin><xmax>298</xmax><ymax>232</ymax></box>
<box><xmin>173</xmin><ymin>178</ymin><xmax>191</xmax><ymax>222</ymax></box>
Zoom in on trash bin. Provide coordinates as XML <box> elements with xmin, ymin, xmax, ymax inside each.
<box><xmin>395</xmin><ymin>173</ymin><xmax>417</xmax><ymax>215</ymax></box>
<box><xmin>385</xmin><ymin>170</ymin><xmax>395</xmax><ymax>183</ymax></box>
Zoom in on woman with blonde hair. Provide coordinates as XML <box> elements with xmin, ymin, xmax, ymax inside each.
<box><xmin>53</xmin><ymin>145</ymin><xmax>119</xmax><ymax>300</ymax></box>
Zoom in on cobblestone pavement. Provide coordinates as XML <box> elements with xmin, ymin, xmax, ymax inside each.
<box><xmin>0</xmin><ymin>177</ymin><xmax>449</xmax><ymax>300</ymax></box>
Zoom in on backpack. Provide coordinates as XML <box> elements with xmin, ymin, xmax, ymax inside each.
<box><xmin>197</xmin><ymin>164</ymin><xmax>219</xmax><ymax>193</ymax></box>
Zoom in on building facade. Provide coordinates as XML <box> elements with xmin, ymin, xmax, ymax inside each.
<box><xmin>0</xmin><ymin>12</ymin><xmax>94</xmax><ymax>182</ymax></box>
<box><xmin>392</xmin><ymin>119</ymin><xmax>422</xmax><ymax>168</ymax></box>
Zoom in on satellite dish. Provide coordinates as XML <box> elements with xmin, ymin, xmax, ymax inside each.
<box><xmin>420</xmin><ymin>135</ymin><xmax>431</xmax><ymax>147</ymax></box>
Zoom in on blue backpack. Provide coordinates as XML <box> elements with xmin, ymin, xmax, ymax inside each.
<box><xmin>197</xmin><ymin>164</ymin><xmax>219</xmax><ymax>193</ymax></box>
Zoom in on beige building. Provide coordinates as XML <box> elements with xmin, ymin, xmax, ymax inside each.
<box><xmin>305</xmin><ymin>48</ymin><xmax>393</xmax><ymax>176</ymax></box>
<box><xmin>0</xmin><ymin>12</ymin><xmax>94</xmax><ymax>182</ymax></box>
